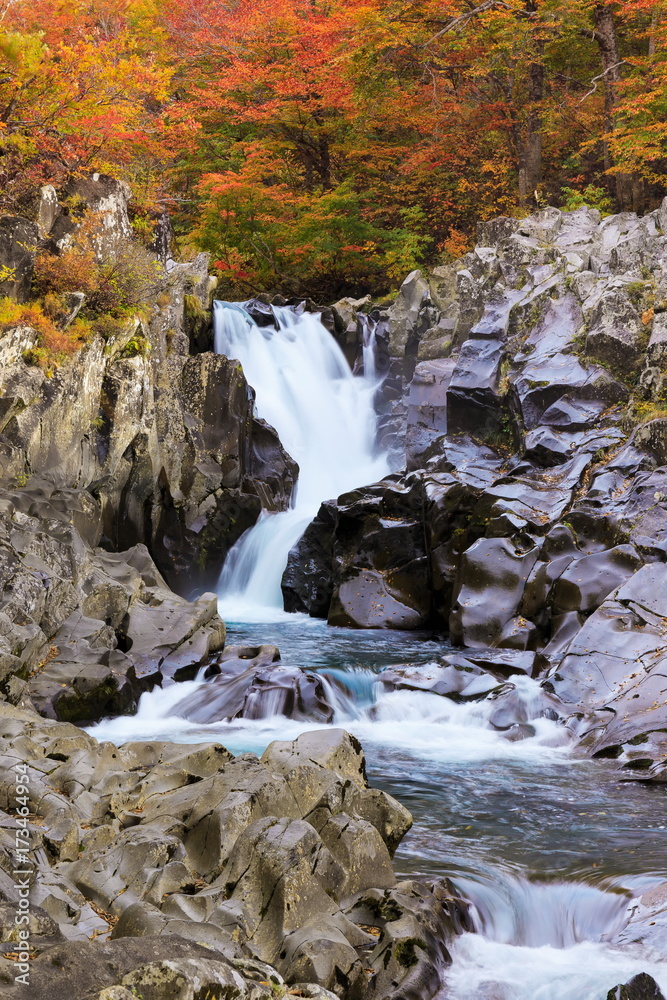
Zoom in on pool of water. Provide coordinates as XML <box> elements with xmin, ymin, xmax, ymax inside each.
<box><xmin>90</xmin><ymin>615</ymin><xmax>667</xmax><ymax>1000</ymax></box>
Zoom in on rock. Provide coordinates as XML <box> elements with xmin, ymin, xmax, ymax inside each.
<box><xmin>406</xmin><ymin>359</ymin><xmax>455</xmax><ymax>470</ymax></box>
<box><xmin>446</xmin><ymin>337</ymin><xmax>504</xmax><ymax>437</ymax></box>
<box><xmin>387</xmin><ymin>271</ymin><xmax>434</xmax><ymax>359</ymax></box>
<box><xmin>121</xmin><ymin>957</ymin><xmax>246</xmax><ymax>1000</ymax></box>
<box><xmin>550</xmin><ymin>543</ymin><xmax>643</xmax><ymax>614</ymax></box>
<box><xmin>282</xmin><ymin>501</ymin><xmax>336</xmax><ymax>616</ymax></box>
<box><xmin>612</xmin><ymin>882</ymin><xmax>667</xmax><ymax>956</ymax></box>
<box><xmin>248</xmin><ymin>417</ymin><xmax>298</xmax><ymax>512</ymax></box>
<box><xmin>0</xmin><ymin>217</ymin><xmax>41</xmax><ymax>301</ymax></box>
<box><xmin>379</xmin><ymin>660</ymin><xmax>501</xmax><ymax>701</ymax></box>
<box><xmin>45</xmin><ymin>173</ymin><xmax>133</xmax><ymax>253</ymax></box>
<box><xmin>449</xmin><ymin>536</ymin><xmax>541</xmax><ymax>648</ymax></box>
<box><xmin>173</xmin><ymin>662</ymin><xmax>336</xmax><ymax>725</ymax></box>
<box><xmin>547</xmin><ymin>563</ymin><xmax>667</xmax><ymax>761</ymax></box>
<box><xmin>327</xmin><ymin>477</ymin><xmax>432</xmax><ymax>629</ymax></box>
<box><xmin>261</xmin><ymin>729</ymin><xmax>369</xmax><ymax>788</ymax></box>
<box><xmin>0</xmin><ymin>712</ymin><xmax>445</xmax><ymax>1000</ymax></box>
<box><xmin>0</xmin><ymin>935</ymin><xmax>240</xmax><ymax>1000</ymax></box>
<box><xmin>606</xmin><ymin>973</ymin><xmax>666</xmax><ymax>1000</ymax></box>
<box><xmin>585</xmin><ymin>288</ymin><xmax>644</xmax><ymax>371</ymax></box>
<box><xmin>331</xmin><ymin>295</ymin><xmax>370</xmax><ymax>366</ymax></box>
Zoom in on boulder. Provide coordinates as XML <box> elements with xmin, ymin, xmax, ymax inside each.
<box><xmin>387</xmin><ymin>271</ymin><xmax>434</xmax><ymax>360</ymax></box>
<box><xmin>327</xmin><ymin>477</ymin><xmax>432</xmax><ymax>630</ymax></box>
<box><xmin>172</xmin><ymin>661</ymin><xmax>336</xmax><ymax>725</ymax></box>
<box><xmin>449</xmin><ymin>535</ymin><xmax>541</xmax><ymax>648</ymax></box>
<box><xmin>606</xmin><ymin>973</ymin><xmax>666</xmax><ymax>1000</ymax></box>
<box><xmin>547</xmin><ymin>564</ymin><xmax>667</xmax><ymax>762</ymax></box>
<box><xmin>282</xmin><ymin>500</ymin><xmax>336</xmax><ymax>616</ymax></box>
<box><xmin>446</xmin><ymin>338</ymin><xmax>504</xmax><ymax>437</ymax></box>
<box><xmin>406</xmin><ymin>359</ymin><xmax>455</xmax><ymax>470</ymax></box>
<box><xmin>585</xmin><ymin>288</ymin><xmax>644</xmax><ymax>371</ymax></box>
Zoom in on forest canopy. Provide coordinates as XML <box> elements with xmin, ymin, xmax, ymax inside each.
<box><xmin>2</xmin><ymin>0</ymin><xmax>666</xmax><ymax>297</ymax></box>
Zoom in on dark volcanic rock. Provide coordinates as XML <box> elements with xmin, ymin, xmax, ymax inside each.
<box><xmin>327</xmin><ymin>477</ymin><xmax>432</xmax><ymax>629</ymax></box>
<box><xmin>173</xmin><ymin>659</ymin><xmax>336</xmax><ymax>725</ymax></box>
<box><xmin>606</xmin><ymin>973</ymin><xmax>666</xmax><ymax>1000</ymax></box>
<box><xmin>282</xmin><ymin>500</ymin><xmax>336</xmax><ymax>616</ymax></box>
<box><xmin>547</xmin><ymin>563</ymin><xmax>667</xmax><ymax>763</ymax></box>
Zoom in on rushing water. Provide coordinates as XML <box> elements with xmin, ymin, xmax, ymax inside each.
<box><xmin>91</xmin><ymin>304</ymin><xmax>667</xmax><ymax>999</ymax></box>
<box><xmin>214</xmin><ymin>302</ymin><xmax>388</xmax><ymax>615</ymax></box>
<box><xmin>92</xmin><ymin>617</ymin><xmax>667</xmax><ymax>1000</ymax></box>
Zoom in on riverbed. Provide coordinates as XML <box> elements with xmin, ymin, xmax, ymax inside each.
<box><xmin>91</xmin><ymin>614</ymin><xmax>667</xmax><ymax>1000</ymax></box>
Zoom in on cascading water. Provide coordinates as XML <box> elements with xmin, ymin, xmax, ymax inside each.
<box><xmin>213</xmin><ymin>302</ymin><xmax>389</xmax><ymax>617</ymax></box>
<box><xmin>90</xmin><ymin>618</ymin><xmax>667</xmax><ymax>1000</ymax></box>
<box><xmin>90</xmin><ymin>306</ymin><xmax>667</xmax><ymax>1000</ymax></box>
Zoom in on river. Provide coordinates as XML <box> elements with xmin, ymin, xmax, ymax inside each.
<box><xmin>89</xmin><ymin>302</ymin><xmax>667</xmax><ymax>1000</ymax></box>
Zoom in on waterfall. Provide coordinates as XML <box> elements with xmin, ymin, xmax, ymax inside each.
<box><xmin>213</xmin><ymin>302</ymin><xmax>389</xmax><ymax>618</ymax></box>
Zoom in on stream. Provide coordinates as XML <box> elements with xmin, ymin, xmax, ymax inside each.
<box><xmin>90</xmin><ymin>303</ymin><xmax>667</xmax><ymax>1000</ymax></box>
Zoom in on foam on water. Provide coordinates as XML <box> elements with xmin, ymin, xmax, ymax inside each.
<box><xmin>442</xmin><ymin>936</ymin><xmax>667</xmax><ymax>1000</ymax></box>
<box><xmin>213</xmin><ymin>302</ymin><xmax>388</xmax><ymax>613</ymax></box>
<box><xmin>90</xmin><ymin>308</ymin><xmax>667</xmax><ymax>1000</ymax></box>
<box><xmin>89</xmin><ymin>672</ymin><xmax>569</xmax><ymax>765</ymax></box>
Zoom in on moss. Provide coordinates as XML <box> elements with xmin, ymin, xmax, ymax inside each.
<box><xmin>117</xmin><ymin>333</ymin><xmax>150</xmax><ymax>359</ymax></box>
<box><xmin>394</xmin><ymin>938</ymin><xmax>425</xmax><ymax>968</ymax></box>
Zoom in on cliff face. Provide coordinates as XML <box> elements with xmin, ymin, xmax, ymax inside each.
<box><xmin>0</xmin><ymin>179</ymin><xmax>297</xmax><ymax>721</ymax></box>
<box><xmin>287</xmin><ymin>204</ymin><xmax>667</xmax><ymax>777</ymax></box>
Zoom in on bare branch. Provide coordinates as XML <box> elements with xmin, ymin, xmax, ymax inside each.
<box><xmin>578</xmin><ymin>61</ymin><xmax>625</xmax><ymax>104</ymax></box>
<box><xmin>420</xmin><ymin>0</ymin><xmax>512</xmax><ymax>48</ymax></box>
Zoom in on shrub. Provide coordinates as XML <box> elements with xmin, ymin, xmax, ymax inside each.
<box><xmin>33</xmin><ymin>210</ymin><xmax>163</xmax><ymax>316</ymax></box>
<box><xmin>0</xmin><ymin>296</ymin><xmax>92</xmax><ymax>367</ymax></box>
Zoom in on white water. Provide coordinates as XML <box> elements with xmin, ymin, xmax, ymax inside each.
<box><xmin>89</xmin><ymin>633</ymin><xmax>667</xmax><ymax>1000</ymax></box>
<box><xmin>213</xmin><ymin>302</ymin><xmax>388</xmax><ymax>616</ymax></box>
<box><xmin>90</xmin><ymin>671</ymin><xmax>569</xmax><ymax>764</ymax></box>
<box><xmin>89</xmin><ymin>307</ymin><xmax>667</xmax><ymax>999</ymax></box>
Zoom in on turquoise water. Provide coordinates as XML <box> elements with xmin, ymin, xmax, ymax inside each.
<box><xmin>91</xmin><ymin>616</ymin><xmax>667</xmax><ymax>999</ymax></box>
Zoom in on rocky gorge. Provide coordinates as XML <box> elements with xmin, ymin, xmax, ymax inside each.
<box><xmin>0</xmin><ymin>180</ymin><xmax>665</xmax><ymax>1000</ymax></box>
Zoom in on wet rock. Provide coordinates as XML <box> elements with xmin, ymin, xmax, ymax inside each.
<box><xmin>174</xmin><ymin>662</ymin><xmax>335</xmax><ymax>725</ymax></box>
<box><xmin>606</xmin><ymin>973</ymin><xmax>666</xmax><ymax>1000</ymax></box>
<box><xmin>612</xmin><ymin>883</ymin><xmax>667</xmax><ymax>959</ymax></box>
<box><xmin>343</xmin><ymin>879</ymin><xmax>468</xmax><ymax>1000</ymax></box>
<box><xmin>248</xmin><ymin>417</ymin><xmax>298</xmax><ymax>512</ymax></box>
<box><xmin>282</xmin><ymin>501</ymin><xmax>336</xmax><ymax>616</ymax></box>
<box><xmin>486</xmin><ymin>683</ymin><xmax>561</xmax><ymax>729</ymax></box>
<box><xmin>450</xmin><ymin>536</ymin><xmax>541</xmax><ymax>648</ymax></box>
<box><xmin>424</xmin><ymin>471</ymin><xmax>483</xmax><ymax>623</ymax></box>
<box><xmin>327</xmin><ymin>477</ymin><xmax>432</xmax><ymax>629</ymax></box>
<box><xmin>547</xmin><ymin>563</ymin><xmax>667</xmax><ymax>760</ymax></box>
<box><xmin>379</xmin><ymin>660</ymin><xmax>501</xmax><ymax>701</ymax></box>
<box><xmin>331</xmin><ymin>294</ymin><xmax>371</xmax><ymax>365</ymax></box>
<box><xmin>406</xmin><ymin>359</ymin><xmax>455</xmax><ymax>470</ymax></box>
<box><xmin>550</xmin><ymin>544</ymin><xmax>643</xmax><ymax>614</ymax></box>
<box><xmin>446</xmin><ymin>338</ymin><xmax>504</xmax><ymax>437</ymax></box>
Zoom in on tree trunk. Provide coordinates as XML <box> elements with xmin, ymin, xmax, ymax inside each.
<box><xmin>518</xmin><ymin>59</ymin><xmax>544</xmax><ymax>206</ymax></box>
<box><xmin>517</xmin><ymin>2</ymin><xmax>543</xmax><ymax>208</ymax></box>
<box><xmin>593</xmin><ymin>2</ymin><xmax>633</xmax><ymax>209</ymax></box>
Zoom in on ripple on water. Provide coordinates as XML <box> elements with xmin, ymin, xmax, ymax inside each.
<box><xmin>87</xmin><ymin>617</ymin><xmax>667</xmax><ymax>1000</ymax></box>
